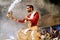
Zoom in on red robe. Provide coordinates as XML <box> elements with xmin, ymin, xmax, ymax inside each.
<box><xmin>18</xmin><ymin>11</ymin><xmax>39</xmax><ymax>26</ymax></box>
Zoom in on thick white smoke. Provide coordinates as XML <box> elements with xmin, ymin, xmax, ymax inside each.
<box><xmin>8</xmin><ymin>0</ymin><xmax>22</xmax><ymax>12</ymax></box>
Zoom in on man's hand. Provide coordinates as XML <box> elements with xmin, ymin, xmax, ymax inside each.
<box><xmin>6</xmin><ymin>11</ymin><xmax>13</xmax><ymax>19</ymax></box>
<box><xmin>25</xmin><ymin>16</ymin><xmax>28</xmax><ymax>20</ymax></box>
<box><xmin>25</xmin><ymin>16</ymin><xmax>30</xmax><ymax>21</ymax></box>
<box><xmin>6</xmin><ymin>11</ymin><xmax>18</xmax><ymax>22</ymax></box>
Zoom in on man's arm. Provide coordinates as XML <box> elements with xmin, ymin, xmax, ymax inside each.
<box><xmin>17</xmin><ymin>13</ymin><xmax>31</xmax><ymax>23</ymax></box>
<box><xmin>17</xmin><ymin>18</ymin><xmax>26</xmax><ymax>23</ymax></box>
<box><xmin>6</xmin><ymin>12</ymin><xmax>26</xmax><ymax>23</ymax></box>
<box><xmin>10</xmin><ymin>16</ymin><xmax>26</xmax><ymax>23</ymax></box>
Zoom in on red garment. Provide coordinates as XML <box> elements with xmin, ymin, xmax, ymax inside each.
<box><xmin>18</xmin><ymin>11</ymin><xmax>39</xmax><ymax>26</ymax></box>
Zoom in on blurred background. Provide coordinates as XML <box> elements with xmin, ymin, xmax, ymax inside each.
<box><xmin>0</xmin><ymin>0</ymin><xmax>60</xmax><ymax>40</ymax></box>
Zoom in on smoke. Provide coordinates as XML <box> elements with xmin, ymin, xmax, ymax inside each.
<box><xmin>8</xmin><ymin>0</ymin><xmax>22</xmax><ymax>12</ymax></box>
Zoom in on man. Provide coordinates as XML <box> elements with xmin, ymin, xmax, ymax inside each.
<box><xmin>7</xmin><ymin>5</ymin><xmax>40</xmax><ymax>40</ymax></box>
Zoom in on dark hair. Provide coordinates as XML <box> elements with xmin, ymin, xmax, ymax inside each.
<box><xmin>26</xmin><ymin>5</ymin><xmax>34</xmax><ymax>10</ymax></box>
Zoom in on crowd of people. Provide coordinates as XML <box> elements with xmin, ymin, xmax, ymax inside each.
<box><xmin>39</xmin><ymin>27</ymin><xmax>60</xmax><ymax>40</ymax></box>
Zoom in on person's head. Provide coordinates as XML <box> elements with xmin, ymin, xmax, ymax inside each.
<box><xmin>26</xmin><ymin>5</ymin><xmax>34</xmax><ymax>12</ymax></box>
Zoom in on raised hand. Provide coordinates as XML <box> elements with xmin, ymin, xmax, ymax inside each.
<box><xmin>6</xmin><ymin>11</ymin><xmax>18</xmax><ymax>22</ymax></box>
<box><xmin>6</xmin><ymin>11</ymin><xmax>13</xmax><ymax>19</ymax></box>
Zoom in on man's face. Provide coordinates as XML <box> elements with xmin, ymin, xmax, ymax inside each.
<box><xmin>26</xmin><ymin>6</ymin><xmax>32</xmax><ymax>12</ymax></box>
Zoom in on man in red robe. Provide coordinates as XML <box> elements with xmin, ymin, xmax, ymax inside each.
<box><xmin>17</xmin><ymin>5</ymin><xmax>39</xmax><ymax>30</ymax></box>
<box><xmin>7</xmin><ymin>5</ymin><xmax>40</xmax><ymax>40</ymax></box>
